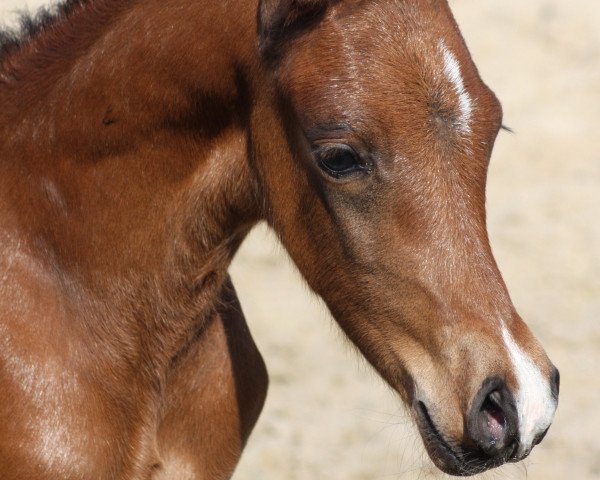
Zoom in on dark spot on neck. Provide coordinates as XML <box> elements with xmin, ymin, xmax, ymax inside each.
<box><xmin>102</xmin><ymin>106</ymin><xmax>116</xmax><ymax>126</ymax></box>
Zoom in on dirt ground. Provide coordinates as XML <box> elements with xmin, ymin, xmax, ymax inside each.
<box><xmin>1</xmin><ymin>0</ymin><xmax>598</xmax><ymax>479</ymax></box>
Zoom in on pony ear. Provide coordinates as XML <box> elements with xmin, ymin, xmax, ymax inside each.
<box><xmin>257</xmin><ymin>0</ymin><xmax>329</xmax><ymax>61</ymax></box>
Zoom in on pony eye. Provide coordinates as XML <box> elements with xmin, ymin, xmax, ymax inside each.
<box><xmin>315</xmin><ymin>145</ymin><xmax>364</xmax><ymax>178</ymax></box>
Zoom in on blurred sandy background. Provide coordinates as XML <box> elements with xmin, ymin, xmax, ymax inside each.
<box><xmin>2</xmin><ymin>0</ymin><xmax>598</xmax><ymax>478</ymax></box>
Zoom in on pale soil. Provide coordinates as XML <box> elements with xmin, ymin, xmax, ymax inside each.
<box><xmin>1</xmin><ymin>0</ymin><xmax>598</xmax><ymax>479</ymax></box>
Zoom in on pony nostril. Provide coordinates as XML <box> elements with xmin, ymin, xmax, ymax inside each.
<box><xmin>481</xmin><ymin>390</ymin><xmax>506</xmax><ymax>445</ymax></box>
<box><xmin>467</xmin><ymin>377</ymin><xmax>518</xmax><ymax>459</ymax></box>
<box><xmin>550</xmin><ymin>366</ymin><xmax>560</xmax><ymax>401</ymax></box>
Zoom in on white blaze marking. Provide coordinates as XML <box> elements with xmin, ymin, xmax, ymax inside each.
<box><xmin>502</xmin><ymin>327</ymin><xmax>557</xmax><ymax>456</ymax></box>
<box><xmin>439</xmin><ymin>41</ymin><xmax>473</xmax><ymax>135</ymax></box>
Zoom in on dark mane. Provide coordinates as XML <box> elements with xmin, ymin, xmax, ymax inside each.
<box><xmin>0</xmin><ymin>0</ymin><xmax>85</xmax><ymax>65</ymax></box>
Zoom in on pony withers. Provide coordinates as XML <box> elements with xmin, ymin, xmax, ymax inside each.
<box><xmin>0</xmin><ymin>0</ymin><xmax>558</xmax><ymax>478</ymax></box>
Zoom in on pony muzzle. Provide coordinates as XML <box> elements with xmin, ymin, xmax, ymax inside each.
<box><xmin>413</xmin><ymin>367</ymin><xmax>559</xmax><ymax>476</ymax></box>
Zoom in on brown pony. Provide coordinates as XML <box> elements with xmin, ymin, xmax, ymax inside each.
<box><xmin>0</xmin><ymin>0</ymin><xmax>558</xmax><ymax>478</ymax></box>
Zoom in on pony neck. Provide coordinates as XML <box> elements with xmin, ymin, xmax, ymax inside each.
<box><xmin>0</xmin><ymin>0</ymin><xmax>262</xmax><ymax>363</ymax></box>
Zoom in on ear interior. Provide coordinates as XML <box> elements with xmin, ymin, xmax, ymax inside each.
<box><xmin>257</xmin><ymin>0</ymin><xmax>329</xmax><ymax>61</ymax></box>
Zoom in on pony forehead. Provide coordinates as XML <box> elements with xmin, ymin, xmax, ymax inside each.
<box><xmin>439</xmin><ymin>40</ymin><xmax>474</xmax><ymax>136</ymax></box>
<box><xmin>284</xmin><ymin>38</ymin><xmax>478</xmax><ymax>151</ymax></box>
<box><xmin>282</xmin><ymin>4</ymin><xmax>478</xmax><ymax>110</ymax></box>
